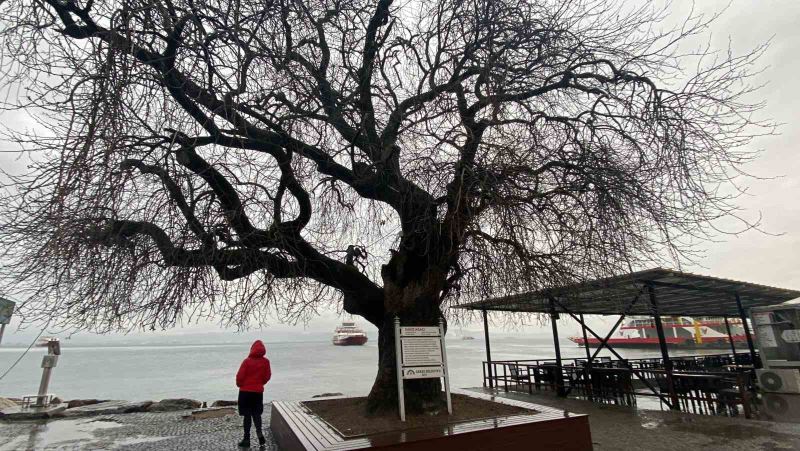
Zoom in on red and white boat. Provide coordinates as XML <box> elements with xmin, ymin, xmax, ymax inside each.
<box><xmin>332</xmin><ymin>322</ymin><xmax>368</xmax><ymax>346</ymax></box>
<box><xmin>569</xmin><ymin>316</ymin><xmax>749</xmax><ymax>348</ymax></box>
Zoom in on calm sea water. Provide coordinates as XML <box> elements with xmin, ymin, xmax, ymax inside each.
<box><xmin>0</xmin><ymin>336</ymin><xmax>712</xmax><ymax>403</ymax></box>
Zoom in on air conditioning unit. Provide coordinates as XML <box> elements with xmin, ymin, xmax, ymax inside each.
<box><xmin>756</xmin><ymin>368</ymin><xmax>800</xmax><ymax>394</ymax></box>
<box><xmin>759</xmin><ymin>393</ymin><xmax>800</xmax><ymax>422</ymax></box>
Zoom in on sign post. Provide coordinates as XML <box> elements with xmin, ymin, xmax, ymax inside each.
<box><xmin>439</xmin><ymin>317</ymin><xmax>453</xmax><ymax>415</ymax></box>
<box><xmin>0</xmin><ymin>297</ymin><xmax>15</xmax><ymax>346</ymax></box>
<box><xmin>31</xmin><ymin>338</ymin><xmax>60</xmax><ymax>407</ymax></box>
<box><xmin>395</xmin><ymin>316</ymin><xmax>453</xmax><ymax>421</ymax></box>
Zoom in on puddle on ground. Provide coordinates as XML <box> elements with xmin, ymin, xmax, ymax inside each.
<box><xmin>671</xmin><ymin>422</ymin><xmax>778</xmax><ymax>440</ymax></box>
<box><xmin>0</xmin><ymin>418</ymin><xmax>123</xmax><ymax>450</ymax></box>
<box><xmin>113</xmin><ymin>435</ymin><xmax>172</xmax><ymax>446</ymax></box>
<box><xmin>640</xmin><ymin>419</ymin><xmax>663</xmax><ymax>429</ymax></box>
<box><xmin>632</xmin><ymin>408</ymin><xmax>793</xmax><ymax>442</ymax></box>
<box><xmin>635</xmin><ymin>411</ymin><xmax>665</xmax><ymax>430</ymax></box>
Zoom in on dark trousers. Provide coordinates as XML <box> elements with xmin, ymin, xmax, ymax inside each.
<box><xmin>243</xmin><ymin>414</ymin><xmax>263</xmax><ymax>440</ymax></box>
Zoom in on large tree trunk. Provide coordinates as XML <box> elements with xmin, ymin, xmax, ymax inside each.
<box><xmin>366</xmin><ymin>307</ymin><xmax>445</xmax><ymax>415</ymax></box>
<box><xmin>366</xmin><ymin>251</ymin><xmax>449</xmax><ymax>415</ymax></box>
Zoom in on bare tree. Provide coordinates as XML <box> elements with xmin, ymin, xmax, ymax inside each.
<box><xmin>0</xmin><ymin>0</ymin><xmax>770</xmax><ymax>411</ymax></box>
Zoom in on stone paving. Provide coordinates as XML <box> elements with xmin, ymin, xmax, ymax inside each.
<box><xmin>0</xmin><ymin>406</ymin><xmax>277</xmax><ymax>450</ymax></box>
<box><xmin>5</xmin><ymin>391</ymin><xmax>799</xmax><ymax>450</ymax></box>
<box><xmin>468</xmin><ymin>388</ymin><xmax>800</xmax><ymax>451</ymax></box>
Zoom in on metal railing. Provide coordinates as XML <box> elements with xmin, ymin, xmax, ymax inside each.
<box><xmin>482</xmin><ymin>352</ymin><xmax>756</xmax><ymax>418</ymax></box>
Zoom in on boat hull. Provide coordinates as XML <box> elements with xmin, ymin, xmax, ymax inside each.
<box><xmin>333</xmin><ymin>336</ymin><xmax>368</xmax><ymax>346</ymax></box>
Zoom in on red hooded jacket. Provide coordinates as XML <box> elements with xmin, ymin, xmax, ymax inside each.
<box><xmin>236</xmin><ymin>340</ymin><xmax>272</xmax><ymax>393</ymax></box>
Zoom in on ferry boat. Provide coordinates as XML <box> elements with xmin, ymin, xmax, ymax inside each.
<box><xmin>569</xmin><ymin>316</ymin><xmax>749</xmax><ymax>348</ymax></box>
<box><xmin>332</xmin><ymin>322</ymin><xmax>368</xmax><ymax>346</ymax></box>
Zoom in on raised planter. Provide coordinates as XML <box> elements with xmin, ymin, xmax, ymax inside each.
<box><xmin>270</xmin><ymin>390</ymin><xmax>592</xmax><ymax>450</ymax></box>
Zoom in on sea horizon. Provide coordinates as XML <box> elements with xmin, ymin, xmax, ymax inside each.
<box><xmin>1</xmin><ymin>334</ymin><xmax>714</xmax><ymax>405</ymax></box>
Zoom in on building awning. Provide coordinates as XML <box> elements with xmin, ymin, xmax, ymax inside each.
<box><xmin>457</xmin><ymin>267</ymin><xmax>800</xmax><ymax>317</ymax></box>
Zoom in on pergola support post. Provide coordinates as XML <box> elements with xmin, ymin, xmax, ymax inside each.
<box><xmin>482</xmin><ymin>309</ymin><xmax>493</xmax><ymax>388</ymax></box>
<box><xmin>579</xmin><ymin>313</ymin><xmax>593</xmax><ymax>401</ymax></box>
<box><xmin>735</xmin><ymin>293</ymin><xmax>758</xmax><ymax>368</ymax></box>
<box><xmin>548</xmin><ymin>297</ymin><xmax>565</xmax><ymax>397</ymax></box>
<box><xmin>648</xmin><ymin>284</ymin><xmax>680</xmax><ymax>410</ymax></box>
<box><xmin>724</xmin><ymin>317</ymin><xmax>737</xmax><ymax>359</ymax></box>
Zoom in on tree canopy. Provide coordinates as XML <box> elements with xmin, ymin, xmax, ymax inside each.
<box><xmin>0</xmin><ymin>0</ymin><xmax>769</xmax><ymax>334</ymax></box>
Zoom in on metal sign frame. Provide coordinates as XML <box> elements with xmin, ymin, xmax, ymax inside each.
<box><xmin>394</xmin><ymin>316</ymin><xmax>452</xmax><ymax>421</ymax></box>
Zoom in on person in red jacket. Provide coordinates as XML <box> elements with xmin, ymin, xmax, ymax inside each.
<box><xmin>236</xmin><ymin>340</ymin><xmax>271</xmax><ymax>448</ymax></box>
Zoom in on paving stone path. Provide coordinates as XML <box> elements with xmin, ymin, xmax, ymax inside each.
<box><xmin>0</xmin><ymin>405</ymin><xmax>277</xmax><ymax>450</ymax></box>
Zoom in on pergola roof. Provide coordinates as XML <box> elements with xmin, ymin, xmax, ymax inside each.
<box><xmin>457</xmin><ymin>268</ymin><xmax>800</xmax><ymax>317</ymax></box>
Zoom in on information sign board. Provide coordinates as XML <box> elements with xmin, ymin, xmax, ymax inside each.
<box><xmin>401</xmin><ymin>336</ymin><xmax>443</xmax><ymax>366</ymax></box>
<box><xmin>394</xmin><ymin>317</ymin><xmax>452</xmax><ymax>421</ymax></box>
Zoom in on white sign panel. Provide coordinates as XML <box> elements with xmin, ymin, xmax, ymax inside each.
<box><xmin>781</xmin><ymin>329</ymin><xmax>800</xmax><ymax>343</ymax></box>
<box><xmin>401</xmin><ymin>336</ymin><xmax>443</xmax><ymax>366</ymax></box>
<box><xmin>402</xmin><ymin>366</ymin><xmax>444</xmax><ymax>379</ymax></box>
<box><xmin>753</xmin><ymin>312</ymin><xmax>772</xmax><ymax>326</ymax></box>
<box><xmin>757</xmin><ymin>325</ymin><xmax>778</xmax><ymax>348</ymax></box>
<box><xmin>400</xmin><ymin>326</ymin><xmax>440</xmax><ymax>337</ymax></box>
<box><xmin>394</xmin><ymin>317</ymin><xmax>452</xmax><ymax>421</ymax></box>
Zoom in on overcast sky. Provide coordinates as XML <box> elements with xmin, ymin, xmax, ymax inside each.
<box><xmin>1</xmin><ymin>0</ymin><xmax>800</xmax><ymax>344</ymax></box>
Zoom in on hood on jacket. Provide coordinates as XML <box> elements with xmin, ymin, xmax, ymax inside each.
<box><xmin>248</xmin><ymin>340</ymin><xmax>266</xmax><ymax>358</ymax></box>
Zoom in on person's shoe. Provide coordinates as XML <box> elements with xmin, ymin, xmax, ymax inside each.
<box><xmin>258</xmin><ymin>434</ymin><xmax>266</xmax><ymax>447</ymax></box>
<box><xmin>238</xmin><ymin>439</ymin><xmax>250</xmax><ymax>448</ymax></box>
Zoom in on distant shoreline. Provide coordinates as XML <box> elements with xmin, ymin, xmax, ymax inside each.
<box><xmin>0</xmin><ymin>338</ymin><xmax>353</xmax><ymax>350</ymax></box>
<box><xmin>0</xmin><ymin>333</ymin><xmax>504</xmax><ymax>350</ymax></box>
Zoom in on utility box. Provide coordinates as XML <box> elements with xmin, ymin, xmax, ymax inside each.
<box><xmin>41</xmin><ymin>355</ymin><xmax>59</xmax><ymax>368</ymax></box>
<box><xmin>0</xmin><ymin>297</ymin><xmax>15</xmax><ymax>346</ymax></box>
<box><xmin>759</xmin><ymin>392</ymin><xmax>800</xmax><ymax>421</ymax></box>
<box><xmin>751</xmin><ymin>304</ymin><xmax>800</xmax><ymax>369</ymax></box>
<box><xmin>0</xmin><ymin>297</ymin><xmax>14</xmax><ymax>324</ymax></box>
<box><xmin>751</xmin><ymin>305</ymin><xmax>800</xmax><ymax>396</ymax></box>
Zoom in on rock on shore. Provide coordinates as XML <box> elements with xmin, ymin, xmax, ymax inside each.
<box><xmin>67</xmin><ymin>399</ymin><xmax>108</xmax><ymax>409</ymax></box>
<box><xmin>0</xmin><ymin>397</ymin><xmax>20</xmax><ymax>409</ymax></box>
<box><xmin>2</xmin><ymin>397</ymin><xmax>210</xmax><ymax>421</ymax></box>
<box><xmin>311</xmin><ymin>393</ymin><xmax>343</xmax><ymax>398</ymax></box>
<box><xmin>60</xmin><ymin>400</ymin><xmax>153</xmax><ymax>417</ymax></box>
<box><xmin>211</xmin><ymin>400</ymin><xmax>238</xmax><ymax>407</ymax></box>
<box><xmin>147</xmin><ymin>398</ymin><xmax>203</xmax><ymax>412</ymax></box>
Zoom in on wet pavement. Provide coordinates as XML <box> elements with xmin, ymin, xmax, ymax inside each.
<box><xmin>0</xmin><ymin>408</ymin><xmax>277</xmax><ymax>450</ymax></box>
<box><xmin>468</xmin><ymin>387</ymin><xmax>800</xmax><ymax>451</ymax></box>
<box><xmin>3</xmin><ymin>392</ymin><xmax>798</xmax><ymax>450</ymax></box>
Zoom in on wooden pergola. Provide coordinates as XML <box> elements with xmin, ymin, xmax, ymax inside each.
<box><xmin>458</xmin><ymin>267</ymin><xmax>800</xmax><ymax>409</ymax></box>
